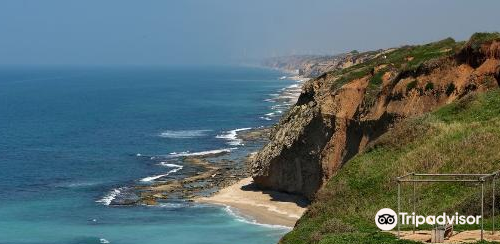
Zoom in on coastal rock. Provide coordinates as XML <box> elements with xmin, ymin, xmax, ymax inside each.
<box><xmin>110</xmin><ymin>189</ymin><xmax>140</xmax><ymax>205</ymax></box>
<box><xmin>252</xmin><ymin>35</ymin><xmax>500</xmax><ymax>199</ymax></box>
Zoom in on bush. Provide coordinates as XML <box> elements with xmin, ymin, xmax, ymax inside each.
<box><xmin>406</xmin><ymin>80</ymin><xmax>418</xmax><ymax>91</ymax></box>
<box><xmin>370</xmin><ymin>72</ymin><xmax>384</xmax><ymax>86</ymax></box>
<box><xmin>446</xmin><ymin>83</ymin><xmax>456</xmax><ymax>96</ymax></box>
<box><xmin>425</xmin><ymin>82</ymin><xmax>434</xmax><ymax>91</ymax></box>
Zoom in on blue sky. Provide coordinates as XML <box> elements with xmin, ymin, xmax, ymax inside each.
<box><xmin>0</xmin><ymin>0</ymin><xmax>499</xmax><ymax>65</ymax></box>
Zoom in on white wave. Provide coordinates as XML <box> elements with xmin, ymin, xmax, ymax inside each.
<box><xmin>140</xmin><ymin>164</ymin><xmax>184</xmax><ymax>182</ymax></box>
<box><xmin>260</xmin><ymin>116</ymin><xmax>272</xmax><ymax>121</ymax></box>
<box><xmin>277</xmin><ymin>95</ymin><xmax>299</xmax><ymax>99</ymax></box>
<box><xmin>168</xmin><ymin>148</ymin><xmax>236</xmax><ymax>157</ymax></box>
<box><xmin>159</xmin><ymin>129</ymin><xmax>211</xmax><ymax>139</ymax></box>
<box><xmin>64</xmin><ymin>181</ymin><xmax>101</xmax><ymax>188</ymax></box>
<box><xmin>100</xmin><ymin>239</ymin><xmax>110</xmax><ymax>244</ymax></box>
<box><xmin>271</xmin><ymin>104</ymin><xmax>286</xmax><ymax>109</ymax></box>
<box><xmin>139</xmin><ymin>174</ymin><xmax>168</xmax><ymax>182</ymax></box>
<box><xmin>265</xmin><ymin>112</ymin><xmax>275</xmax><ymax>116</ymax></box>
<box><xmin>96</xmin><ymin>188</ymin><xmax>123</xmax><ymax>206</ymax></box>
<box><xmin>168</xmin><ymin>150</ymin><xmax>189</xmax><ymax>156</ymax></box>
<box><xmin>155</xmin><ymin>202</ymin><xmax>187</xmax><ymax>208</ymax></box>
<box><xmin>159</xmin><ymin>162</ymin><xmax>183</xmax><ymax>168</ymax></box>
<box><xmin>216</xmin><ymin>128</ymin><xmax>252</xmax><ymax>146</ymax></box>
<box><xmin>223</xmin><ymin>205</ymin><xmax>292</xmax><ymax>230</ymax></box>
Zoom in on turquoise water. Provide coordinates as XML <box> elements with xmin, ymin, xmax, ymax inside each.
<box><xmin>0</xmin><ymin>66</ymin><xmax>294</xmax><ymax>244</ymax></box>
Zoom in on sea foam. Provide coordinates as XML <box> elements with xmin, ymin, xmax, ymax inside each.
<box><xmin>99</xmin><ymin>238</ymin><xmax>110</xmax><ymax>244</ymax></box>
<box><xmin>140</xmin><ymin>164</ymin><xmax>183</xmax><ymax>182</ymax></box>
<box><xmin>223</xmin><ymin>205</ymin><xmax>292</xmax><ymax>230</ymax></box>
<box><xmin>159</xmin><ymin>129</ymin><xmax>211</xmax><ymax>139</ymax></box>
<box><xmin>216</xmin><ymin>128</ymin><xmax>251</xmax><ymax>146</ymax></box>
<box><xmin>96</xmin><ymin>188</ymin><xmax>123</xmax><ymax>206</ymax></box>
<box><xmin>168</xmin><ymin>148</ymin><xmax>236</xmax><ymax>157</ymax></box>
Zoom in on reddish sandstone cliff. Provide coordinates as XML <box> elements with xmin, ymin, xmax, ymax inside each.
<box><xmin>252</xmin><ymin>33</ymin><xmax>500</xmax><ymax>199</ymax></box>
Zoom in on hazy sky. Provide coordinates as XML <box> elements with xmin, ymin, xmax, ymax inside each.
<box><xmin>0</xmin><ymin>0</ymin><xmax>499</xmax><ymax>65</ymax></box>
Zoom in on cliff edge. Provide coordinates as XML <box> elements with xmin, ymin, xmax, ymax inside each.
<box><xmin>252</xmin><ymin>33</ymin><xmax>500</xmax><ymax>199</ymax></box>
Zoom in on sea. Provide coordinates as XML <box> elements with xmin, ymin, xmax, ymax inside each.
<box><xmin>0</xmin><ymin>66</ymin><xmax>303</xmax><ymax>244</ymax></box>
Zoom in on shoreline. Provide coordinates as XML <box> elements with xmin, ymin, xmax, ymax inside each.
<box><xmin>196</xmin><ymin>177</ymin><xmax>308</xmax><ymax>228</ymax></box>
<box><xmin>99</xmin><ymin>68</ymin><xmax>311</xmax><ymax>223</ymax></box>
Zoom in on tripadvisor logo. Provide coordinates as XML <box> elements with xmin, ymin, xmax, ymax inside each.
<box><xmin>375</xmin><ymin>208</ymin><xmax>398</xmax><ymax>230</ymax></box>
<box><xmin>375</xmin><ymin>208</ymin><xmax>482</xmax><ymax>230</ymax></box>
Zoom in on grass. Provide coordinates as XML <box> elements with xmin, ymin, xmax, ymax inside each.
<box><xmin>369</xmin><ymin>70</ymin><xmax>385</xmax><ymax>86</ymax></box>
<box><xmin>321</xmin><ymin>36</ymin><xmax>463</xmax><ymax>109</ymax></box>
<box><xmin>280</xmin><ymin>90</ymin><xmax>500</xmax><ymax>244</ymax></box>
<box><xmin>468</xmin><ymin>32</ymin><xmax>500</xmax><ymax>51</ymax></box>
<box><xmin>324</xmin><ymin>32</ymin><xmax>497</xmax><ymax>96</ymax></box>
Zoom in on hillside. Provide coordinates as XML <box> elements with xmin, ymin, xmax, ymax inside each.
<box><xmin>252</xmin><ymin>33</ymin><xmax>500</xmax><ymax>200</ymax></box>
<box><xmin>263</xmin><ymin>50</ymin><xmax>386</xmax><ymax>78</ymax></box>
<box><xmin>280</xmin><ymin>89</ymin><xmax>500</xmax><ymax>244</ymax></box>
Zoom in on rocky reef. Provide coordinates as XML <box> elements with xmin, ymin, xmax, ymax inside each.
<box><xmin>252</xmin><ymin>33</ymin><xmax>500</xmax><ymax>199</ymax></box>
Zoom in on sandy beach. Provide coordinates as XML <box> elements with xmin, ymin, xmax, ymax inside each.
<box><xmin>196</xmin><ymin>177</ymin><xmax>308</xmax><ymax>227</ymax></box>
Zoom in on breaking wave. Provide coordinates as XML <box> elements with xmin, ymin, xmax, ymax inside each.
<box><xmin>96</xmin><ymin>188</ymin><xmax>124</xmax><ymax>206</ymax></box>
<box><xmin>140</xmin><ymin>164</ymin><xmax>184</xmax><ymax>182</ymax></box>
<box><xmin>223</xmin><ymin>205</ymin><xmax>292</xmax><ymax>230</ymax></box>
<box><xmin>159</xmin><ymin>129</ymin><xmax>212</xmax><ymax>139</ymax></box>
<box><xmin>216</xmin><ymin>128</ymin><xmax>252</xmax><ymax>146</ymax></box>
<box><xmin>168</xmin><ymin>148</ymin><xmax>236</xmax><ymax>157</ymax></box>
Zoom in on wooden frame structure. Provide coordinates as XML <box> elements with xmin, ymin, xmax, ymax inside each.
<box><xmin>396</xmin><ymin>171</ymin><xmax>500</xmax><ymax>241</ymax></box>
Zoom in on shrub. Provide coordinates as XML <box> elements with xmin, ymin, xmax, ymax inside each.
<box><xmin>425</xmin><ymin>82</ymin><xmax>434</xmax><ymax>91</ymax></box>
<box><xmin>406</xmin><ymin>80</ymin><xmax>418</xmax><ymax>91</ymax></box>
<box><xmin>446</xmin><ymin>83</ymin><xmax>456</xmax><ymax>96</ymax></box>
<box><xmin>370</xmin><ymin>71</ymin><xmax>384</xmax><ymax>86</ymax></box>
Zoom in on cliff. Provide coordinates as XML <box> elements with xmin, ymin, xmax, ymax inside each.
<box><xmin>263</xmin><ymin>50</ymin><xmax>386</xmax><ymax>78</ymax></box>
<box><xmin>282</xmin><ymin>86</ymin><xmax>500</xmax><ymax>244</ymax></box>
<box><xmin>252</xmin><ymin>33</ymin><xmax>500</xmax><ymax>200</ymax></box>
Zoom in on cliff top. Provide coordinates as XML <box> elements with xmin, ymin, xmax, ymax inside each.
<box><xmin>277</xmin><ymin>32</ymin><xmax>500</xmax><ymax>244</ymax></box>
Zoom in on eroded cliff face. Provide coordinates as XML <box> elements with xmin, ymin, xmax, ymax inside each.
<box><xmin>252</xmin><ymin>34</ymin><xmax>500</xmax><ymax>199</ymax></box>
<box><xmin>263</xmin><ymin>51</ymin><xmax>386</xmax><ymax>78</ymax></box>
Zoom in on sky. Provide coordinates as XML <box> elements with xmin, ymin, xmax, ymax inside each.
<box><xmin>0</xmin><ymin>0</ymin><xmax>499</xmax><ymax>66</ymax></box>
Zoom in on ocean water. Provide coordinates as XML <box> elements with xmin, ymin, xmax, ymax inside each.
<box><xmin>0</xmin><ymin>66</ymin><xmax>298</xmax><ymax>244</ymax></box>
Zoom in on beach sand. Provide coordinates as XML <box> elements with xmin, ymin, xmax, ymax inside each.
<box><xmin>196</xmin><ymin>177</ymin><xmax>308</xmax><ymax>227</ymax></box>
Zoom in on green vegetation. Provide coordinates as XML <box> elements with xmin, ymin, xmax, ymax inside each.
<box><xmin>369</xmin><ymin>70</ymin><xmax>384</xmax><ymax>86</ymax></box>
<box><xmin>446</xmin><ymin>83</ymin><xmax>456</xmax><ymax>96</ymax></box>
<box><xmin>281</xmin><ymin>90</ymin><xmax>500</xmax><ymax>244</ymax></box>
<box><xmin>386</xmin><ymin>37</ymin><xmax>459</xmax><ymax>73</ymax></box>
<box><xmin>406</xmin><ymin>80</ymin><xmax>418</xmax><ymax>92</ymax></box>
<box><xmin>424</xmin><ymin>82</ymin><xmax>434</xmax><ymax>91</ymax></box>
<box><xmin>468</xmin><ymin>32</ymin><xmax>500</xmax><ymax>50</ymax></box>
<box><xmin>325</xmin><ymin>32</ymin><xmax>497</xmax><ymax>94</ymax></box>
<box><xmin>323</xmin><ymin>36</ymin><xmax>462</xmax><ymax>99</ymax></box>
